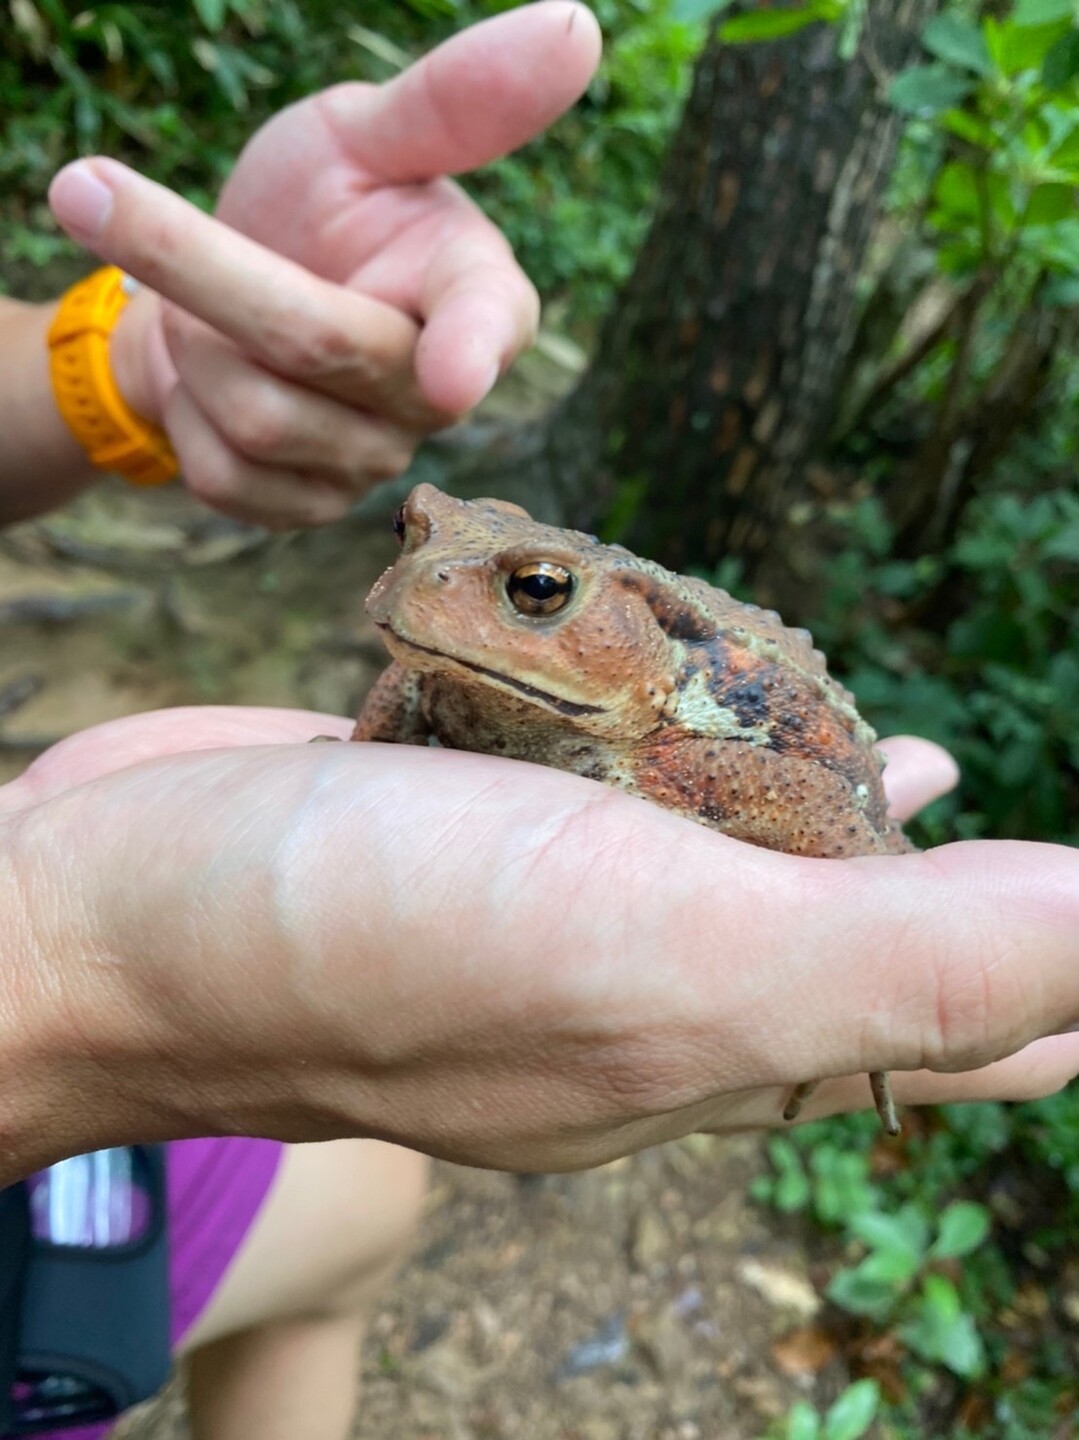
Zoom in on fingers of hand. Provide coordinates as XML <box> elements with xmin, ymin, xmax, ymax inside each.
<box><xmin>879</xmin><ymin>735</ymin><xmax>960</xmax><ymax>821</ymax></box>
<box><xmin>50</xmin><ymin>158</ymin><xmax>442</xmax><ymax>428</ymax></box>
<box><xmin>416</xmin><ymin>223</ymin><xmax>541</xmax><ymax>414</ymax></box>
<box><xmin>165</xmin><ymin>311</ymin><xmax>415</xmax><ymax>494</ymax></box>
<box><xmin>165</xmin><ymin>387</ymin><xmax>354</xmax><ymax>530</ymax></box>
<box><xmin>318</xmin><ymin>1</ymin><xmax>602</xmax><ymax>183</ymax></box>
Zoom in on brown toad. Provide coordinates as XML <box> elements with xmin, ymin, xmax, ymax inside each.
<box><xmin>354</xmin><ymin>483</ymin><xmax>912</xmax><ymax>1132</ymax></box>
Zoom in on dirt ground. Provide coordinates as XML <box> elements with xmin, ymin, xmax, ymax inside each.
<box><xmin>1</xmin><ymin>465</ymin><xmax>856</xmax><ymax>1440</ymax></box>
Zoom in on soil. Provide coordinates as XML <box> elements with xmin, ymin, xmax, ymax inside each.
<box><xmin>1</xmin><ymin>445</ymin><xmax>853</xmax><ymax>1440</ymax></box>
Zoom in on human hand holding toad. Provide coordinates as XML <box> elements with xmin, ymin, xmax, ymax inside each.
<box><xmin>0</xmin><ymin>707</ymin><xmax>1075</xmax><ymax>1188</ymax></box>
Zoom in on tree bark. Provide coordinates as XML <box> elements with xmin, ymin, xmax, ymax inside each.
<box><xmin>499</xmin><ymin>0</ymin><xmax>938</xmax><ymax>573</ymax></box>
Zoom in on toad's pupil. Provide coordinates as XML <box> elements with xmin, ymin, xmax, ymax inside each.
<box><xmin>506</xmin><ymin>564</ymin><xmax>574</xmax><ymax>615</ymax></box>
<box><xmin>520</xmin><ymin>573</ymin><xmax>560</xmax><ymax>600</ymax></box>
<box><xmin>392</xmin><ymin>505</ymin><xmax>407</xmax><ymax>543</ymax></box>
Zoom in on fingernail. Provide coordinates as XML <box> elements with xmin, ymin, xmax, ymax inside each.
<box><xmin>49</xmin><ymin>162</ymin><xmax>114</xmax><ymax>243</ymax></box>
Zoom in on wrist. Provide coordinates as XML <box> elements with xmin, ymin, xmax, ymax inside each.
<box><xmin>0</xmin><ymin>802</ymin><xmax>183</xmax><ymax>1184</ymax></box>
<box><xmin>0</xmin><ymin>813</ymin><xmax>99</xmax><ymax>1182</ymax></box>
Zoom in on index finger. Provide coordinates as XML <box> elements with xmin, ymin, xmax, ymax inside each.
<box><xmin>49</xmin><ymin>158</ymin><xmax>446</xmax><ymax>430</ymax></box>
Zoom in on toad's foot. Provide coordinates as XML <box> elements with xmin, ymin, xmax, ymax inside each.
<box><xmin>783</xmin><ymin>1070</ymin><xmax>900</xmax><ymax>1135</ymax></box>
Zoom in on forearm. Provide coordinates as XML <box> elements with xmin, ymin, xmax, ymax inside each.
<box><xmin>0</xmin><ymin>289</ymin><xmax>162</xmax><ymax>526</ymax></box>
<box><xmin>0</xmin><ymin>763</ymin><xmax>247</xmax><ymax>1185</ymax></box>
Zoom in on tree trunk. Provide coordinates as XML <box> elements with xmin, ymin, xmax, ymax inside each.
<box><xmin>499</xmin><ymin>0</ymin><xmax>937</xmax><ymax>573</ymax></box>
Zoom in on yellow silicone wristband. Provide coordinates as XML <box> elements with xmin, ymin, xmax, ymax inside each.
<box><xmin>48</xmin><ymin>266</ymin><xmax>178</xmax><ymax>487</ymax></box>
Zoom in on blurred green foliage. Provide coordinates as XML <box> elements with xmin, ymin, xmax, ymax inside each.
<box><xmin>761</xmin><ymin>1379</ymin><xmax>881</xmax><ymax>1440</ymax></box>
<box><xmin>831</xmin><ymin>0</ymin><xmax>1079</xmax><ymax>846</ymax></box>
<box><xmin>806</xmin><ymin>477</ymin><xmax>1078</xmax><ymax>845</ymax></box>
<box><xmin>754</xmin><ymin>1093</ymin><xmax>1079</xmax><ymax>1437</ymax></box>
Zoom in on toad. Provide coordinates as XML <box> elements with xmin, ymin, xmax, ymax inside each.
<box><xmin>354</xmin><ymin>483</ymin><xmax>913</xmax><ymax>1133</ymax></box>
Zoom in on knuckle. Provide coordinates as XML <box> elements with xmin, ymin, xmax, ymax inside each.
<box><xmin>270</xmin><ymin>314</ymin><xmax>356</xmax><ymax>380</ymax></box>
<box><xmin>180</xmin><ymin>448</ymin><xmax>240</xmax><ymax>507</ymax></box>
<box><xmin>287</xmin><ymin>480</ymin><xmax>353</xmax><ymax>528</ymax></box>
<box><xmin>226</xmin><ymin>390</ymin><xmax>293</xmax><ymax>461</ymax></box>
<box><xmin>310</xmin><ymin>485</ymin><xmax>353</xmax><ymax>520</ymax></box>
<box><xmin>123</xmin><ymin>221</ymin><xmax>181</xmax><ymax>294</ymax></box>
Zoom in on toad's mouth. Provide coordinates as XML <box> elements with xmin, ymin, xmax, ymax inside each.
<box><xmin>377</xmin><ymin>624</ymin><xmax>606</xmax><ymax>718</ymax></box>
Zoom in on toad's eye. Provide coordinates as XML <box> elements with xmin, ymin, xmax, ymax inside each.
<box><xmin>392</xmin><ymin>505</ymin><xmax>407</xmax><ymax>544</ymax></box>
<box><xmin>506</xmin><ymin>562</ymin><xmax>574</xmax><ymax>616</ymax></box>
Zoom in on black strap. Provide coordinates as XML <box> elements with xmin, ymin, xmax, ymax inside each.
<box><xmin>3</xmin><ymin>1147</ymin><xmax>171</xmax><ymax>1436</ymax></box>
<box><xmin>0</xmin><ymin>1186</ymin><xmax>30</xmax><ymax>1434</ymax></box>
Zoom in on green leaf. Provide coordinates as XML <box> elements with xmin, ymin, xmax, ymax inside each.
<box><xmin>671</xmin><ymin>0</ymin><xmax>736</xmax><ymax>21</ymax></box>
<box><xmin>1042</xmin><ymin>29</ymin><xmax>1079</xmax><ymax>85</ymax></box>
<box><xmin>827</xmin><ymin>1253</ymin><xmax>912</xmax><ymax>1317</ymax></box>
<box><xmin>900</xmin><ymin>1276</ymin><xmax>987</xmax><ymax>1378</ymax></box>
<box><xmin>786</xmin><ymin>1400</ymin><xmax>822</xmax><ymax>1440</ymax></box>
<box><xmin>812</xmin><ymin>1151</ymin><xmax>876</xmax><ymax>1227</ymax></box>
<box><xmin>850</xmin><ymin>1204</ymin><xmax>930</xmax><ymax>1261</ymax></box>
<box><xmin>940</xmin><ymin>108</ymin><xmax>998</xmax><ymax>148</ymax></box>
<box><xmin>1046</xmin><ymin>119</ymin><xmax>1079</xmax><ymax>169</ymax></box>
<box><xmin>1013</xmin><ymin>0</ymin><xmax>1074</xmax><ymax>26</ymax></box>
<box><xmin>1023</xmin><ymin>216</ymin><xmax>1079</xmax><ymax>267</ymax></box>
<box><xmin>990</xmin><ymin>16</ymin><xmax>1073</xmax><ymax>74</ymax></box>
<box><xmin>922</xmin><ymin>15</ymin><xmax>993</xmax><ymax>74</ymax></box>
<box><xmin>931</xmin><ymin>1201</ymin><xmax>991</xmax><ymax>1259</ymax></box>
<box><xmin>1023</xmin><ymin>182</ymin><xmax>1075</xmax><ymax>224</ymax></box>
<box><xmin>889</xmin><ymin>64</ymin><xmax>974</xmax><ymax>116</ymax></box>
<box><xmin>192</xmin><ymin>0</ymin><xmax>227</xmax><ymax>32</ymax></box>
<box><xmin>775</xmin><ymin>1165</ymin><xmax>812</xmax><ymax>1212</ymax></box>
<box><xmin>720</xmin><ymin>5</ymin><xmax>832</xmax><ymax>44</ymax></box>
<box><xmin>838</xmin><ymin>0</ymin><xmax>868</xmax><ymax>60</ymax></box>
<box><xmin>763</xmin><ymin>1136</ymin><xmax>813</xmax><ymax>1213</ymax></box>
<box><xmin>822</xmin><ymin>1379</ymin><xmax>880</xmax><ymax>1440</ymax></box>
<box><xmin>934</xmin><ymin>160</ymin><xmax>982</xmax><ymax>219</ymax></box>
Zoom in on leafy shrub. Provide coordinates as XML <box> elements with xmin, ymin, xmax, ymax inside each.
<box><xmin>754</xmin><ymin>1093</ymin><xmax>1079</xmax><ymax>1439</ymax></box>
<box><xmin>763</xmin><ymin>1379</ymin><xmax>881</xmax><ymax>1440</ymax></box>
<box><xmin>809</xmin><ymin>478</ymin><xmax>1078</xmax><ymax>846</ymax></box>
